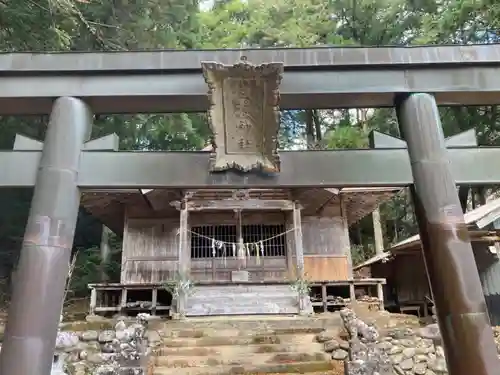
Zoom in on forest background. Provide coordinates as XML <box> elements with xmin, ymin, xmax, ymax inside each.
<box><xmin>1</xmin><ymin>0</ymin><xmax>499</xmax><ymax>309</ymax></box>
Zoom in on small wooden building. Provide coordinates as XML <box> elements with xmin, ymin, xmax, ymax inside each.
<box><xmin>82</xmin><ymin>184</ymin><xmax>396</xmax><ymax>316</ymax></box>
<box><xmin>355</xmin><ymin>198</ymin><xmax>500</xmax><ymax>323</ymax></box>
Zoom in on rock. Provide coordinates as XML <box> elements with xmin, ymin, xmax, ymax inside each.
<box><xmin>79</xmin><ymin>350</ymin><xmax>88</xmax><ymax>360</ymax></box>
<box><xmin>402</xmin><ymin>347</ymin><xmax>416</xmax><ymax>359</ymax></box>
<box><xmin>376</xmin><ymin>341</ymin><xmax>393</xmax><ymax>351</ymax></box>
<box><xmin>85</xmin><ymin>315</ymin><xmax>109</xmax><ymax>323</ymax></box>
<box><xmin>414</xmin><ymin>362</ymin><xmax>428</xmax><ymax>375</ymax></box>
<box><xmin>429</xmin><ymin>357</ymin><xmax>447</xmax><ymax>373</ymax></box>
<box><xmin>435</xmin><ymin>345</ymin><xmax>445</xmax><ymax>358</ymax></box>
<box><xmin>399</xmin><ymin>338</ymin><xmax>414</xmax><ymax>347</ymax></box>
<box><xmin>332</xmin><ymin>348</ymin><xmax>348</xmax><ymax>360</ymax></box>
<box><xmin>421</xmin><ymin>338</ymin><xmax>433</xmax><ymax>347</ymax></box>
<box><xmin>115</xmin><ymin>320</ymin><xmax>127</xmax><ymax>332</ymax></box>
<box><xmin>388</xmin><ymin>329</ymin><xmax>408</xmax><ymax>340</ymax></box>
<box><xmin>419</xmin><ymin>324</ymin><xmax>441</xmax><ymax>341</ymax></box>
<box><xmin>101</xmin><ymin>342</ymin><xmax>116</xmax><ymax>354</ymax></box>
<box><xmin>415</xmin><ymin>346</ymin><xmax>430</xmax><ymax>355</ymax></box>
<box><xmin>415</xmin><ymin>354</ymin><xmax>428</xmax><ymax>363</ymax></box>
<box><xmin>71</xmin><ymin>363</ymin><xmax>89</xmax><ymax>375</ymax></box>
<box><xmin>316</xmin><ymin>331</ymin><xmax>334</xmax><ymax>343</ymax></box>
<box><xmin>339</xmin><ymin>339</ymin><xmax>350</xmax><ymax>350</ymax></box>
<box><xmin>324</xmin><ymin>339</ymin><xmax>340</xmax><ymax>352</ymax></box>
<box><xmin>116</xmin><ymin>329</ymin><xmax>131</xmax><ymax>343</ymax></box>
<box><xmin>400</xmin><ymin>358</ymin><xmax>414</xmax><ymax>371</ymax></box>
<box><xmin>94</xmin><ymin>365</ymin><xmax>117</xmax><ymax>375</ymax></box>
<box><xmin>80</xmin><ymin>330</ymin><xmax>98</xmax><ymax>342</ymax></box>
<box><xmin>55</xmin><ymin>332</ymin><xmax>79</xmax><ymax>350</ymax></box>
<box><xmin>81</xmin><ymin>341</ymin><xmax>101</xmax><ymax>352</ymax></box>
<box><xmin>98</xmin><ymin>330</ymin><xmax>115</xmax><ymax>343</ymax></box>
<box><xmin>391</xmin><ymin>354</ymin><xmax>403</xmax><ymax>365</ymax></box>
<box><xmin>350</xmin><ymin>339</ymin><xmax>369</xmax><ymax>361</ymax></box>
<box><xmin>87</xmin><ymin>352</ymin><xmax>106</xmax><ymax>364</ymax></box>
<box><xmin>394</xmin><ymin>366</ymin><xmax>407</xmax><ymax>375</ymax></box>
<box><xmin>389</xmin><ymin>345</ymin><xmax>402</xmax><ymax>355</ymax></box>
<box><xmin>379</xmin><ymin>353</ymin><xmax>394</xmax><ymax>375</ymax></box>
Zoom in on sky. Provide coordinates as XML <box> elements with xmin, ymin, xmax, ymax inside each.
<box><xmin>200</xmin><ymin>0</ymin><xmax>214</xmax><ymax>11</ymax></box>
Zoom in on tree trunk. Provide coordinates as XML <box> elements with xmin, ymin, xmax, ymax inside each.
<box><xmin>458</xmin><ymin>186</ymin><xmax>470</xmax><ymax>213</ymax></box>
<box><xmin>372</xmin><ymin>208</ymin><xmax>384</xmax><ymax>254</ymax></box>
<box><xmin>305</xmin><ymin>110</ymin><xmax>315</xmax><ymax>148</ymax></box>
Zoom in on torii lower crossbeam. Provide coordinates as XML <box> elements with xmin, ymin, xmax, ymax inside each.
<box><xmin>2</xmin><ymin>147</ymin><xmax>500</xmax><ymax>188</ymax></box>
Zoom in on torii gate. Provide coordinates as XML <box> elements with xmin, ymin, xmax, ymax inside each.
<box><xmin>1</xmin><ymin>46</ymin><xmax>500</xmax><ymax>375</ymax></box>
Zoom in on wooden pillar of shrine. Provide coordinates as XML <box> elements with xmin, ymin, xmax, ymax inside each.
<box><xmin>176</xmin><ymin>199</ymin><xmax>189</xmax><ymax>318</ymax></box>
<box><xmin>292</xmin><ymin>201</ymin><xmax>305</xmax><ymax>278</ymax></box>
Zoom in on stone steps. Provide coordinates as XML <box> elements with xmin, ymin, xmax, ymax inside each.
<box><xmin>155</xmin><ymin>351</ymin><xmax>330</xmax><ymax>367</ymax></box>
<box><xmin>150</xmin><ymin>315</ymin><xmax>341</xmax><ymax>334</ymax></box>
<box><xmin>162</xmin><ymin>326</ymin><xmax>324</xmax><ymax>339</ymax></box>
<box><xmin>161</xmin><ymin>333</ymin><xmax>317</xmax><ymax>348</ymax></box>
<box><xmin>152</xmin><ymin>361</ymin><xmax>335</xmax><ymax>375</ymax></box>
<box><xmin>156</xmin><ymin>342</ymin><xmax>325</xmax><ymax>357</ymax></box>
<box><xmin>150</xmin><ymin>314</ymin><xmax>342</xmax><ymax>375</ymax></box>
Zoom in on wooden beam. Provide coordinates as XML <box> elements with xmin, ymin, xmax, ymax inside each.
<box><xmin>176</xmin><ymin>200</ymin><xmax>189</xmax><ymax>318</ymax></box>
<box><xmin>171</xmin><ymin>199</ymin><xmax>295</xmax><ymax>211</ymax></box>
<box><xmin>293</xmin><ymin>202</ymin><xmax>305</xmax><ymax>277</ymax></box>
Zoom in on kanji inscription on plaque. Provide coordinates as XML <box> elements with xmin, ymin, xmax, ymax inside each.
<box><xmin>201</xmin><ymin>58</ymin><xmax>283</xmax><ymax>172</ymax></box>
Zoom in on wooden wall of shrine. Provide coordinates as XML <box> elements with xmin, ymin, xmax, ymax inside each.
<box><xmin>120</xmin><ymin>206</ymin><xmax>352</xmax><ymax>284</ymax></box>
<box><xmin>302</xmin><ymin>216</ymin><xmax>350</xmax><ymax>281</ymax></box>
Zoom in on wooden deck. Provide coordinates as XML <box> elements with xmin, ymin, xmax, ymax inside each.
<box><xmin>309</xmin><ymin>278</ymin><xmax>386</xmax><ymax>312</ymax></box>
<box><xmin>88</xmin><ymin>278</ymin><xmax>386</xmax><ymax>317</ymax></box>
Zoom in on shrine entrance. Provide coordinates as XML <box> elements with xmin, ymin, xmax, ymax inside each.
<box><xmin>190</xmin><ymin>220</ymin><xmax>289</xmax><ymax>282</ymax></box>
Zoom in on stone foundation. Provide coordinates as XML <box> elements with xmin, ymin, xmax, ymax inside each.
<box><xmin>185</xmin><ymin>284</ymin><xmax>311</xmax><ymax>316</ymax></box>
<box><xmin>56</xmin><ymin>314</ymin><xmax>156</xmax><ymax>375</ymax></box>
<box><xmin>316</xmin><ymin>308</ymin><xmax>500</xmax><ymax>375</ymax></box>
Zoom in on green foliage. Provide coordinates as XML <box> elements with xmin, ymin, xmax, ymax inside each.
<box><xmin>289</xmin><ymin>275</ymin><xmax>312</xmax><ymax>296</ymax></box>
<box><xmin>163</xmin><ymin>272</ymin><xmax>195</xmax><ymax>297</ymax></box>
<box><xmin>324</xmin><ymin>127</ymin><xmax>369</xmax><ymax>150</ymax></box>
<box><xmin>67</xmin><ymin>236</ymin><xmax>122</xmax><ymax>299</ymax></box>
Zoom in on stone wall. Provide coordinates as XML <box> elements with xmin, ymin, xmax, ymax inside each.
<box><xmin>56</xmin><ymin>314</ymin><xmax>160</xmax><ymax>375</ymax></box>
<box><xmin>316</xmin><ymin>308</ymin><xmax>500</xmax><ymax>375</ymax></box>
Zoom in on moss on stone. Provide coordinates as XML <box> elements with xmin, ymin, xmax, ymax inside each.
<box><xmin>251</xmin><ymin>335</ymin><xmax>280</xmax><ymax>345</ymax></box>
<box><xmin>222</xmin><ymin>361</ymin><xmax>334</xmax><ymax>375</ymax></box>
<box><xmin>270</xmin><ymin>352</ymin><xmax>327</xmax><ymax>363</ymax></box>
<box><xmin>176</xmin><ymin>329</ymin><xmax>205</xmax><ymax>338</ymax></box>
<box><xmin>255</xmin><ymin>345</ymin><xmax>278</xmax><ymax>353</ymax></box>
<box><xmin>60</xmin><ymin>320</ymin><xmax>113</xmax><ymax>332</ymax></box>
<box><xmin>270</xmin><ymin>327</ymin><xmax>324</xmax><ymax>335</ymax></box>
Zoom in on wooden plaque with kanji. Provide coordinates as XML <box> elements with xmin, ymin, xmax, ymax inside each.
<box><xmin>202</xmin><ymin>59</ymin><xmax>283</xmax><ymax>173</ymax></box>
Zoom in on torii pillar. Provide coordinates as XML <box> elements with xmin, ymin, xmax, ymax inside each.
<box><xmin>0</xmin><ymin>97</ymin><xmax>93</xmax><ymax>375</ymax></box>
<box><xmin>396</xmin><ymin>93</ymin><xmax>499</xmax><ymax>375</ymax></box>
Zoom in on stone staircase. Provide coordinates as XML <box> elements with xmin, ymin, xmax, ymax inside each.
<box><xmin>149</xmin><ymin>316</ymin><xmax>342</xmax><ymax>375</ymax></box>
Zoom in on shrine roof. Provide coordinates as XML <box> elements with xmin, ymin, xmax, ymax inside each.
<box><xmin>354</xmin><ymin>196</ymin><xmax>500</xmax><ymax>271</ymax></box>
<box><xmin>81</xmin><ymin>186</ymin><xmax>401</xmax><ymax>235</ymax></box>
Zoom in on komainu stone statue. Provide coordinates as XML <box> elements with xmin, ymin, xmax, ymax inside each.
<box><xmin>201</xmin><ymin>57</ymin><xmax>283</xmax><ymax>173</ymax></box>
